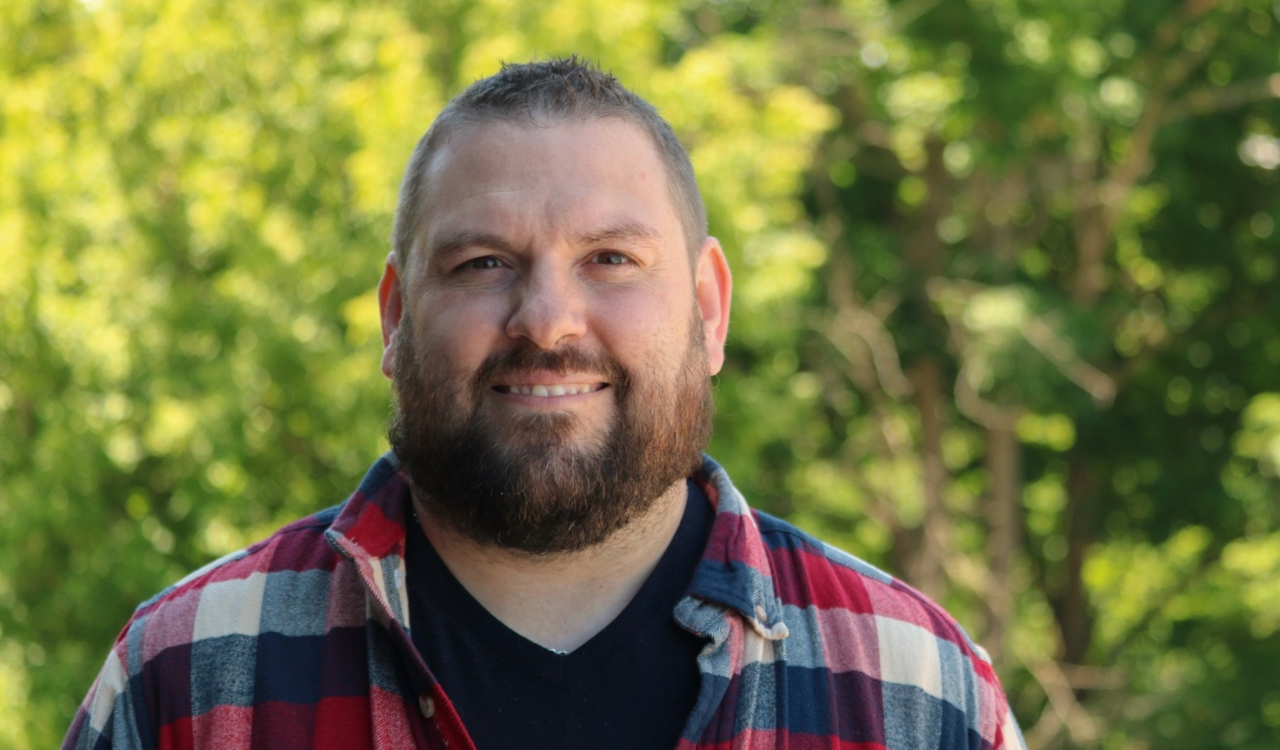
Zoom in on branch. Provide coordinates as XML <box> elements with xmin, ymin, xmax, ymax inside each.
<box><xmin>927</xmin><ymin>279</ymin><xmax>1111</xmax><ymax>413</ymax></box>
<box><xmin>1162</xmin><ymin>74</ymin><xmax>1280</xmax><ymax>124</ymax></box>
<box><xmin>1058</xmin><ymin>663</ymin><xmax>1127</xmax><ymax>691</ymax></box>
<box><xmin>889</xmin><ymin>0</ymin><xmax>941</xmax><ymax>32</ymax></box>
<box><xmin>1022</xmin><ymin>650</ymin><xmax>1104</xmax><ymax>749</ymax></box>
<box><xmin>1183</xmin><ymin>0</ymin><xmax>1220</xmax><ymax>16</ymax></box>
<box><xmin>1100</xmin><ymin>33</ymin><xmax>1220</xmax><ymax>215</ymax></box>
<box><xmin>1133</xmin><ymin>0</ymin><xmax>1218</xmax><ymax>86</ymax></box>
<box><xmin>953</xmin><ymin>359</ymin><xmax>1021</xmax><ymax>431</ymax></box>
<box><xmin>928</xmin><ymin>521</ymin><xmax>1106</xmax><ymax>748</ymax></box>
<box><xmin>1020</xmin><ymin>317</ymin><xmax>1117</xmax><ymax>407</ymax></box>
<box><xmin>817</xmin><ymin>245</ymin><xmax>913</xmax><ymax>401</ymax></box>
<box><xmin>817</xmin><ymin>321</ymin><xmax>881</xmax><ymax>396</ymax></box>
<box><xmin>1090</xmin><ymin>18</ymin><xmax>1221</xmax><ymax>239</ymax></box>
<box><xmin>837</xmin><ymin>458</ymin><xmax>905</xmax><ymax>534</ymax></box>
<box><xmin>829</xmin><ymin>307</ymin><xmax>914</xmax><ymax>399</ymax></box>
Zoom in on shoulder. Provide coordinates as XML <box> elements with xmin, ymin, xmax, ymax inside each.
<box><xmin>65</xmin><ymin>505</ymin><xmax>359</xmax><ymax>749</ymax></box>
<box><xmin>753</xmin><ymin>510</ymin><xmax>1022</xmax><ymax>748</ymax></box>
<box><xmin>753</xmin><ymin>508</ymin><xmax>982</xmax><ymax>649</ymax></box>
<box><xmin>140</xmin><ymin>506</ymin><xmax>342</xmax><ymax>613</ymax></box>
<box><xmin>752</xmin><ymin>509</ymin><xmax>900</xmax><ymax>590</ymax></box>
<box><xmin>121</xmin><ymin>504</ymin><xmax>354</xmax><ymax>676</ymax></box>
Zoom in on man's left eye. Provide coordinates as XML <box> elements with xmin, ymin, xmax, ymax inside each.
<box><xmin>593</xmin><ymin>252</ymin><xmax>630</xmax><ymax>266</ymax></box>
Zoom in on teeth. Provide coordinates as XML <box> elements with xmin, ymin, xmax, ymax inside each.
<box><xmin>505</xmin><ymin>384</ymin><xmax>597</xmax><ymax>397</ymax></box>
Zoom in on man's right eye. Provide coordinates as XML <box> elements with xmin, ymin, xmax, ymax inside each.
<box><xmin>461</xmin><ymin>256</ymin><xmax>505</xmax><ymax>271</ymax></box>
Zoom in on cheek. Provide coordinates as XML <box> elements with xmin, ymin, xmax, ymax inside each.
<box><xmin>590</xmin><ymin>287</ymin><xmax>696</xmax><ymax>365</ymax></box>
<box><xmin>413</xmin><ymin>294</ymin><xmax>509</xmax><ymax>365</ymax></box>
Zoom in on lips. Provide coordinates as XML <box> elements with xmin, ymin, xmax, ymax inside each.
<box><xmin>494</xmin><ymin>383</ymin><xmax>607</xmax><ymax>397</ymax></box>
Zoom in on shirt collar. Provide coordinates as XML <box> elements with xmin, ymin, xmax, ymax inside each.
<box><xmin>324</xmin><ymin>452</ymin><xmax>789</xmax><ymax>640</ymax></box>
<box><xmin>684</xmin><ymin>456</ymin><xmax>789</xmax><ymax>640</ymax></box>
<box><xmin>325</xmin><ymin>452</ymin><xmax>412</xmax><ymax>627</ymax></box>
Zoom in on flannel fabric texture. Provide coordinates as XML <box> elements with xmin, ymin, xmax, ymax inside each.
<box><xmin>65</xmin><ymin>453</ymin><xmax>1026</xmax><ymax>750</ymax></box>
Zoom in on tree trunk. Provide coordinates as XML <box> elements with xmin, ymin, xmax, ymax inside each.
<box><xmin>908</xmin><ymin>357</ymin><xmax>949</xmax><ymax>602</ymax></box>
<box><xmin>1061</xmin><ymin>459</ymin><xmax>1095</xmax><ymax>664</ymax></box>
<box><xmin>985</xmin><ymin>423</ymin><xmax>1021</xmax><ymax>662</ymax></box>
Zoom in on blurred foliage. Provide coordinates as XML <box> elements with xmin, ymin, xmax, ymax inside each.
<box><xmin>2</xmin><ymin>0</ymin><xmax>1280</xmax><ymax>748</ymax></box>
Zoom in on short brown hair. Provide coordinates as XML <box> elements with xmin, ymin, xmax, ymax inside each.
<box><xmin>390</xmin><ymin>57</ymin><xmax>707</xmax><ymax>268</ymax></box>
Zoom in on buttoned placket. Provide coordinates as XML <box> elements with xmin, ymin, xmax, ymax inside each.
<box><xmin>326</xmin><ymin>484</ymin><xmax>471</xmax><ymax>750</ymax></box>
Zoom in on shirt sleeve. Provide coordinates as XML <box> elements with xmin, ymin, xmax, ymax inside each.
<box><xmin>62</xmin><ymin>620</ymin><xmax>149</xmax><ymax>750</ymax></box>
<box><xmin>971</xmin><ymin>641</ymin><xmax>1028</xmax><ymax>750</ymax></box>
<box><xmin>998</xmin><ymin>700</ymin><xmax>1028</xmax><ymax>750</ymax></box>
<box><xmin>988</xmin><ymin>670</ymin><xmax>1029</xmax><ymax>742</ymax></box>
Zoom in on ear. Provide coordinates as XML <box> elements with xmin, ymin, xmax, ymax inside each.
<box><xmin>694</xmin><ymin>237</ymin><xmax>732</xmax><ymax>375</ymax></box>
<box><xmin>378</xmin><ymin>252</ymin><xmax>403</xmax><ymax>380</ymax></box>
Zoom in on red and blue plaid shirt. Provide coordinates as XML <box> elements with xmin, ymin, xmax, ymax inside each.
<box><xmin>65</xmin><ymin>453</ymin><xmax>1025</xmax><ymax>749</ymax></box>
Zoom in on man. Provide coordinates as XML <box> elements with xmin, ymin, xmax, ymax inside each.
<box><xmin>67</xmin><ymin>58</ymin><xmax>1025</xmax><ymax>750</ymax></box>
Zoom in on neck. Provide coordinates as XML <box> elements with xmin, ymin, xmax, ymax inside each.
<box><xmin>413</xmin><ymin>480</ymin><xmax>689</xmax><ymax>654</ymax></box>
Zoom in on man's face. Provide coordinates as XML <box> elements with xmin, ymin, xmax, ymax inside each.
<box><xmin>379</xmin><ymin>118</ymin><xmax>732</xmax><ymax>554</ymax></box>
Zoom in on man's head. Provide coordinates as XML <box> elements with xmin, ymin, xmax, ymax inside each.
<box><xmin>391</xmin><ymin>57</ymin><xmax>708</xmax><ymax>269</ymax></box>
<box><xmin>378</xmin><ymin>59</ymin><xmax>732</xmax><ymax>556</ymax></box>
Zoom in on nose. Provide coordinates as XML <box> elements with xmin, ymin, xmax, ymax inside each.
<box><xmin>504</xmin><ymin>261</ymin><xmax>588</xmax><ymax>350</ymax></box>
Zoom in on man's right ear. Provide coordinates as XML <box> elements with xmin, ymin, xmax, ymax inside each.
<box><xmin>378</xmin><ymin>252</ymin><xmax>403</xmax><ymax>380</ymax></box>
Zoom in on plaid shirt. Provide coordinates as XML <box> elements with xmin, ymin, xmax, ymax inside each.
<box><xmin>66</xmin><ymin>453</ymin><xmax>1025</xmax><ymax>750</ymax></box>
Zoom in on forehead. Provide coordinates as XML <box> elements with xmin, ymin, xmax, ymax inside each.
<box><xmin>414</xmin><ymin>118</ymin><xmax>682</xmax><ymax>257</ymax></box>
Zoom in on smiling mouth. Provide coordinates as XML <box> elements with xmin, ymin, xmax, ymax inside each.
<box><xmin>493</xmin><ymin>383</ymin><xmax>608</xmax><ymax>397</ymax></box>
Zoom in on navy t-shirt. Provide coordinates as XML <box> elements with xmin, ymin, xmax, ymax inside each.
<box><xmin>405</xmin><ymin>481</ymin><xmax>715</xmax><ymax>750</ymax></box>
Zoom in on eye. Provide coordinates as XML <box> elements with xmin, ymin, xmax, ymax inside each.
<box><xmin>592</xmin><ymin>251</ymin><xmax>631</xmax><ymax>266</ymax></box>
<box><xmin>460</xmin><ymin>256</ymin><xmax>506</xmax><ymax>271</ymax></box>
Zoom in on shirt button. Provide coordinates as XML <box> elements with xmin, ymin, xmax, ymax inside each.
<box><xmin>755</xmin><ymin>605</ymin><xmax>768</xmax><ymax>621</ymax></box>
<box><xmin>419</xmin><ymin>695</ymin><xmax>435</xmax><ymax>718</ymax></box>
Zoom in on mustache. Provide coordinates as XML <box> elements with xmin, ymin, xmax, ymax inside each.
<box><xmin>473</xmin><ymin>345</ymin><xmax>631</xmax><ymax>393</ymax></box>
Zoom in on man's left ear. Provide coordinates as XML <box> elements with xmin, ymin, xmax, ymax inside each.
<box><xmin>694</xmin><ymin>237</ymin><xmax>732</xmax><ymax>375</ymax></box>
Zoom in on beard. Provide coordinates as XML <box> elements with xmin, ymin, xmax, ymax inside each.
<box><xmin>387</xmin><ymin>311</ymin><xmax>713</xmax><ymax>556</ymax></box>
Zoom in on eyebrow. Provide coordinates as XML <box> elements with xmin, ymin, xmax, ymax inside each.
<box><xmin>574</xmin><ymin>222</ymin><xmax>662</xmax><ymax>249</ymax></box>
<box><xmin>429</xmin><ymin>222</ymin><xmax>663</xmax><ymax>262</ymax></box>
<box><xmin>428</xmin><ymin>231</ymin><xmax>520</xmax><ymax>263</ymax></box>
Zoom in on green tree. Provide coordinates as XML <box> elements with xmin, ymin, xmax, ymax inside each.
<box><xmin>4</xmin><ymin>0</ymin><xmax>1280</xmax><ymax>748</ymax></box>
